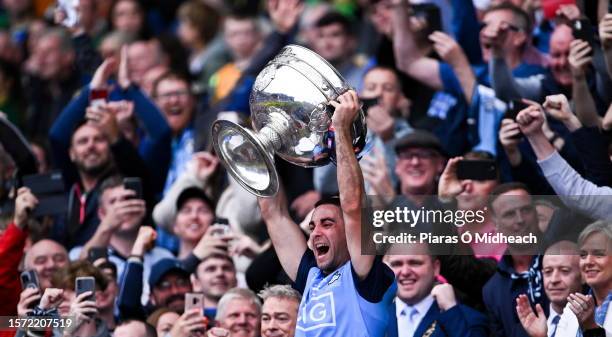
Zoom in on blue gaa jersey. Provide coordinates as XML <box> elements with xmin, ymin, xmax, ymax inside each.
<box><xmin>293</xmin><ymin>250</ymin><xmax>397</xmax><ymax>337</ymax></box>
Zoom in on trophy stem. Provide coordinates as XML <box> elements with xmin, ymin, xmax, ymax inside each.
<box><xmin>259</xmin><ymin>125</ymin><xmax>283</xmax><ymax>152</ymax></box>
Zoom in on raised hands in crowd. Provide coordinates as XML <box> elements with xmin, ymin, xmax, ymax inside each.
<box><xmin>2</xmin><ymin>0</ymin><xmax>612</xmax><ymax>337</ymax></box>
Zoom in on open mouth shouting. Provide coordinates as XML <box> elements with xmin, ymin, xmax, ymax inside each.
<box><xmin>314</xmin><ymin>241</ymin><xmax>330</xmax><ymax>260</ymax></box>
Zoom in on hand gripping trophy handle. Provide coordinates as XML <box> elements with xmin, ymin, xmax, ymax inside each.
<box><xmin>211</xmin><ymin>45</ymin><xmax>367</xmax><ymax>197</ymax></box>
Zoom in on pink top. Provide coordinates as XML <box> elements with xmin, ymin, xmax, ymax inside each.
<box><xmin>458</xmin><ymin>220</ymin><xmax>506</xmax><ymax>262</ymax></box>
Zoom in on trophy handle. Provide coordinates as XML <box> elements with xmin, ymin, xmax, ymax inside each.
<box><xmin>211</xmin><ymin>120</ymin><xmax>280</xmax><ymax>197</ymax></box>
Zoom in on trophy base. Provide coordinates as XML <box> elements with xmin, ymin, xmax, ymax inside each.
<box><xmin>212</xmin><ymin>120</ymin><xmax>280</xmax><ymax>197</ymax></box>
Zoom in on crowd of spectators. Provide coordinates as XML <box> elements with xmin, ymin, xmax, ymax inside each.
<box><xmin>0</xmin><ymin>0</ymin><xmax>611</xmax><ymax>336</ymax></box>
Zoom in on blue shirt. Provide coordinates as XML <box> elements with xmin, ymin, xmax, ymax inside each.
<box><xmin>431</xmin><ymin>62</ymin><xmax>546</xmax><ymax>157</ymax></box>
<box><xmin>293</xmin><ymin>250</ymin><xmax>396</xmax><ymax>337</ymax></box>
<box><xmin>157</xmin><ymin>126</ymin><xmax>195</xmax><ymax>253</ymax></box>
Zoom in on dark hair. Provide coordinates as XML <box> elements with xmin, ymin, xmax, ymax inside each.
<box><xmin>69</xmin><ymin>119</ymin><xmax>94</xmax><ymax>146</ymax></box>
<box><xmin>488</xmin><ymin>182</ymin><xmax>531</xmax><ymax>213</ymax></box>
<box><xmin>314</xmin><ymin>11</ymin><xmax>353</xmax><ymax>35</ymax></box>
<box><xmin>177</xmin><ymin>0</ymin><xmax>220</xmax><ymax>45</ymax></box>
<box><xmin>98</xmin><ymin>175</ymin><xmax>125</xmax><ymax>203</ymax></box>
<box><xmin>152</xmin><ymin>71</ymin><xmax>192</xmax><ymax>98</ymax></box>
<box><xmin>51</xmin><ymin>260</ymin><xmax>109</xmax><ymax>292</ymax></box>
<box><xmin>483</xmin><ymin>2</ymin><xmax>532</xmax><ymax>32</ymax></box>
<box><xmin>314</xmin><ymin>196</ymin><xmax>342</xmax><ymax>209</ymax></box>
<box><xmin>195</xmin><ymin>253</ymin><xmax>235</xmax><ymax>276</ymax></box>
<box><xmin>110</xmin><ymin>0</ymin><xmax>149</xmax><ymax>39</ymax></box>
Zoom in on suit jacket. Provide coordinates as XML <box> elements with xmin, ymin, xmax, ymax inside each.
<box><xmin>387</xmin><ymin>300</ymin><xmax>489</xmax><ymax>337</ymax></box>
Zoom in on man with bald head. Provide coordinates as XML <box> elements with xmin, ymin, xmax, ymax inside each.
<box><xmin>24</xmin><ymin>240</ymin><xmax>70</xmax><ymax>289</ymax></box>
<box><xmin>16</xmin><ymin>240</ymin><xmax>69</xmax><ymax>317</ymax></box>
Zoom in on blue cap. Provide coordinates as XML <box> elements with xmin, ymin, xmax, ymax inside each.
<box><xmin>148</xmin><ymin>258</ymin><xmax>190</xmax><ymax>288</ymax></box>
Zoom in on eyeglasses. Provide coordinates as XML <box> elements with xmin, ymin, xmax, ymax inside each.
<box><xmin>397</xmin><ymin>150</ymin><xmax>438</xmax><ymax>160</ymax></box>
<box><xmin>479</xmin><ymin>21</ymin><xmax>522</xmax><ymax>32</ymax></box>
<box><xmin>155</xmin><ymin>90</ymin><xmax>190</xmax><ymax>100</ymax></box>
<box><xmin>155</xmin><ymin>278</ymin><xmax>191</xmax><ymax>291</ymax></box>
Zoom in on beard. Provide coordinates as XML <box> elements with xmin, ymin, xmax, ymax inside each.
<box><xmin>74</xmin><ymin>156</ymin><xmax>112</xmax><ymax>177</ymax></box>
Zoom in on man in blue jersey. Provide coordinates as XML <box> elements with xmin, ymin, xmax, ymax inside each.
<box><xmin>258</xmin><ymin>90</ymin><xmax>397</xmax><ymax>337</ymax></box>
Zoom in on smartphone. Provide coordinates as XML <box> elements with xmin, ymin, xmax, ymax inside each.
<box><xmin>456</xmin><ymin>159</ymin><xmax>498</xmax><ymax>181</ymax></box>
<box><xmin>20</xmin><ymin>270</ymin><xmax>41</xmax><ymax>309</ymax></box>
<box><xmin>360</xmin><ymin>97</ymin><xmax>379</xmax><ymax>115</ymax></box>
<box><xmin>123</xmin><ymin>177</ymin><xmax>142</xmax><ymax>199</ymax></box>
<box><xmin>209</xmin><ymin>218</ymin><xmax>230</xmax><ymax>237</ymax></box>
<box><xmin>412</xmin><ymin>4</ymin><xmax>442</xmax><ymax>37</ymax></box>
<box><xmin>87</xmin><ymin>247</ymin><xmax>108</xmax><ymax>264</ymax></box>
<box><xmin>75</xmin><ymin>276</ymin><xmax>96</xmax><ymax>302</ymax></box>
<box><xmin>89</xmin><ymin>88</ymin><xmax>108</xmax><ymax>108</ymax></box>
<box><xmin>185</xmin><ymin>293</ymin><xmax>204</xmax><ymax>312</ymax></box>
<box><xmin>185</xmin><ymin>293</ymin><xmax>205</xmax><ymax>333</ymax></box>
<box><xmin>571</xmin><ymin>19</ymin><xmax>595</xmax><ymax>53</ymax></box>
<box><xmin>505</xmin><ymin>99</ymin><xmax>529</xmax><ymax>121</ymax></box>
<box><xmin>20</xmin><ymin>270</ymin><xmax>40</xmax><ymax>290</ymax></box>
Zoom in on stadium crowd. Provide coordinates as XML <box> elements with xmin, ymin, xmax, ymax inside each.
<box><xmin>0</xmin><ymin>0</ymin><xmax>611</xmax><ymax>336</ymax></box>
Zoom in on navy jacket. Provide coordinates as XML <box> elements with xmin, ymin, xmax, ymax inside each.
<box><xmin>483</xmin><ymin>255</ymin><xmax>550</xmax><ymax>337</ymax></box>
<box><xmin>388</xmin><ymin>301</ymin><xmax>489</xmax><ymax>337</ymax></box>
<box><xmin>48</xmin><ymin>84</ymin><xmax>172</xmax><ymax>198</ymax></box>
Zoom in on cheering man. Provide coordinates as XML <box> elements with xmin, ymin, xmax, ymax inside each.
<box><xmin>258</xmin><ymin>90</ymin><xmax>396</xmax><ymax>337</ymax></box>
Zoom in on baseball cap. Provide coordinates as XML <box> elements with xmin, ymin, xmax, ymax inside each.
<box><xmin>394</xmin><ymin>130</ymin><xmax>446</xmax><ymax>157</ymax></box>
<box><xmin>148</xmin><ymin>258</ymin><xmax>190</xmax><ymax>288</ymax></box>
<box><xmin>176</xmin><ymin>186</ymin><xmax>215</xmax><ymax>211</ymax></box>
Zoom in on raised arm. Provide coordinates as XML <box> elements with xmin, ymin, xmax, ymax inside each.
<box><xmin>330</xmin><ymin>90</ymin><xmax>373</xmax><ymax>280</ymax></box>
<box><xmin>391</xmin><ymin>0</ymin><xmax>442</xmax><ymax>90</ymax></box>
<box><xmin>517</xmin><ymin>101</ymin><xmax>612</xmax><ymax>221</ymax></box>
<box><xmin>600</xmin><ymin>14</ymin><xmax>612</xmax><ymax>79</ymax></box>
<box><xmin>430</xmin><ymin>32</ymin><xmax>476</xmax><ymax>104</ymax></box>
<box><xmin>257</xmin><ymin>186</ymin><xmax>307</xmax><ymax>282</ymax></box>
<box><xmin>569</xmin><ymin>39</ymin><xmax>601</xmax><ymax>127</ymax></box>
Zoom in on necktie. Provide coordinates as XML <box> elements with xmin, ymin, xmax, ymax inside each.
<box><xmin>550</xmin><ymin>315</ymin><xmax>561</xmax><ymax>337</ymax></box>
<box><xmin>399</xmin><ymin>307</ymin><xmax>419</xmax><ymax>337</ymax></box>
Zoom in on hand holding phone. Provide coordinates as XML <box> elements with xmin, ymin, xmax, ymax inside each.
<box><xmin>89</xmin><ymin>88</ymin><xmax>108</xmax><ymax>108</ymax></box>
<box><xmin>75</xmin><ymin>277</ymin><xmax>95</xmax><ymax>303</ymax></box>
<box><xmin>184</xmin><ymin>293</ymin><xmax>206</xmax><ymax>334</ymax></box>
<box><xmin>20</xmin><ymin>270</ymin><xmax>40</xmax><ymax>290</ymax></box>
<box><xmin>209</xmin><ymin>218</ymin><xmax>230</xmax><ymax>237</ymax></box>
<box><xmin>571</xmin><ymin>19</ymin><xmax>595</xmax><ymax>53</ymax></box>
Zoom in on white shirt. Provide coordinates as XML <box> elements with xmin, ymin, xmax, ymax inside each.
<box><xmin>547</xmin><ymin>304</ymin><xmax>563</xmax><ymax>337</ymax></box>
<box><xmin>554</xmin><ymin>303</ymin><xmax>581</xmax><ymax>337</ymax></box>
<box><xmin>603</xmin><ymin>303</ymin><xmax>612</xmax><ymax>337</ymax></box>
<box><xmin>396</xmin><ymin>295</ymin><xmax>435</xmax><ymax>337</ymax></box>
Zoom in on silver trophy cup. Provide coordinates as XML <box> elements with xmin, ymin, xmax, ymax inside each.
<box><xmin>211</xmin><ymin>45</ymin><xmax>367</xmax><ymax>197</ymax></box>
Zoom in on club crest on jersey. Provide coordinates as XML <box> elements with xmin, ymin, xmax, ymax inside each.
<box><xmin>328</xmin><ymin>271</ymin><xmax>341</xmax><ymax>286</ymax></box>
<box><xmin>297</xmin><ymin>292</ymin><xmax>337</xmax><ymax>331</ymax></box>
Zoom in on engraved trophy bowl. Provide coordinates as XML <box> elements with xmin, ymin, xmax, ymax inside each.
<box><xmin>211</xmin><ymin>45</ymin><xmax>367</xmax><ymax>197</ymax></box>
